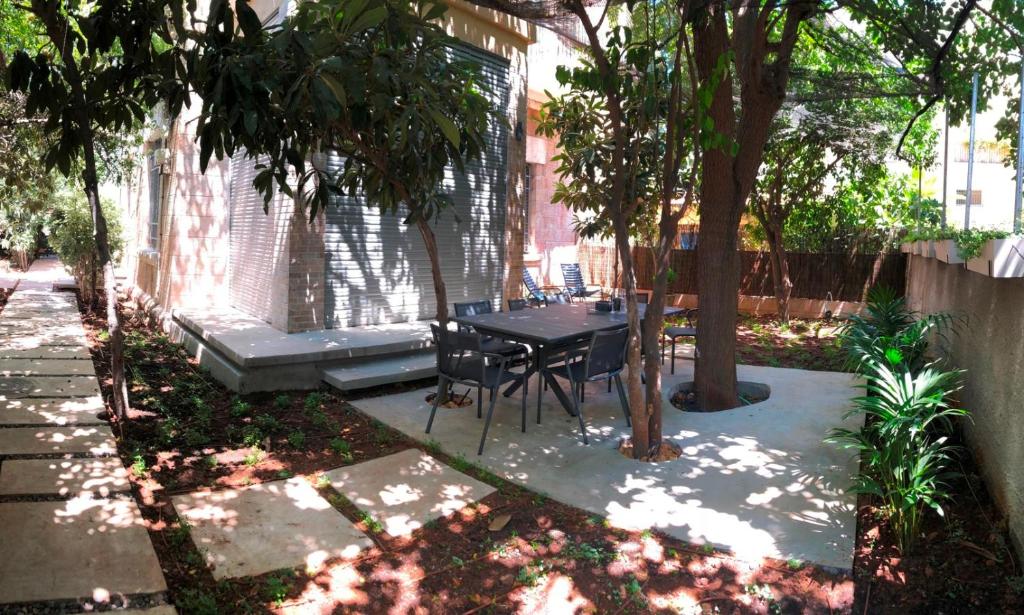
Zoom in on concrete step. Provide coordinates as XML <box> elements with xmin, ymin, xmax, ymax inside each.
<box><xmin>321</xmin><ymin>350</ymin><xmax>436</xmax><ymax>392</ymax></box>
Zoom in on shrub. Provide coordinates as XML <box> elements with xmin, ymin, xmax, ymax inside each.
<box><xmin>48</xmin><ymin>189</ymin><xmax>124</xmax><ymax>304</ymax></box>
<box><xmin>830</xmin><ymin>286</ymin><xmax>968</xmax><ymax>553</ymax></box>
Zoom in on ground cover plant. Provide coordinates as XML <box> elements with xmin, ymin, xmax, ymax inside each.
<box><xmin>75</xmin><ymin>291</ymin><xmax>1023</xmax><ymax>613</ymax></box>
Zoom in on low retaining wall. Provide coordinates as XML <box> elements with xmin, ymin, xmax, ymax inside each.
<box><xmin>656</xmin><ymin>293</ymin><xmax>865</xmax><ymax>319</ymax></box>
<box><xmin>905</xmin><ymin>255</ymin><xmax>1024</xmax><ymax>556</ymax></box>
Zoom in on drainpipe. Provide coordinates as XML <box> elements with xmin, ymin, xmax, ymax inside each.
<box><xmin>964</xmin><ymin>72</ymin><xmax>979</xmax><ymax>230</ymax></box>
<box><xmin>1014</xmin><ymin>61</ymin><xmax>1024</xmax><ymax>234</ymax></box>
<box><xmin>941</xmin><ymin>106</ymin><xmax>949</xmax><ymax>228</ymax></box>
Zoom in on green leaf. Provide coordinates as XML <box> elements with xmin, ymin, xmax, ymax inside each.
<box><xmin>319</xmin><ymin>74</ymin><xmax>347</xmax><ymax>107</ymax></box>
<box><xmin>429</xmin><ymin>108</ymin><xmax>460</xmax><ymax>148</ymax></box>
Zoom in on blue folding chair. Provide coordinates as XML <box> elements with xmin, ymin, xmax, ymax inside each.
<box><xmin>560</xmin><ymin>263</ymin><xmax>601</xmax><ymax>302</ymax></box>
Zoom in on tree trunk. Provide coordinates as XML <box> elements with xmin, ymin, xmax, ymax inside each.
<box><xmin>415</xmin><ymin>217</ymin><xmax>448</xmax><ymax>325</ymax></box>
<box><xmin>765</xmin><ymin>225</ymin><xmax>793</xmax><ymax>323</ymax></box>
<box><xmin>612</xmin><ymin>220</ymin><xmax>648</xmax><ymax>459</ymax></box>
<box><xmin>81</xmin><ymin>134</ymin><xmax>130</xmax><ymax>420</ymax></box>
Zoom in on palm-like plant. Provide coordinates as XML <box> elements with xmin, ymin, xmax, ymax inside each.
<box><xmin>839</xmin><ymin>286</ymin><xmax>956</xmax><ymax>375</ymax></box>
<box><xmin>828</xmin><ymin>357</ymin><xmax>967</xmax><ymax>552</ymax></box>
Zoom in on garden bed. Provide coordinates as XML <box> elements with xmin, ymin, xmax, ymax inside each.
<box><xmin>74</xmin><ymin>294</ymin><xmax>1023</xmax><ymax>613</ymax></box>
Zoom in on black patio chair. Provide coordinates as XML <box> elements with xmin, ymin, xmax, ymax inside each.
<box><xmin>507</xmin><ymin>298</ymin><xmax>529</xmax><ymax>311</ymax></box>
<box><xmin>541</xmin><ymin>326</ymin><xmax>631</xmax><ymax>444</ymax></box>
<box><xmin>426</xmin><ymin>325</ymin><xmax>528</xmax><ymax>455</ymax></box>
<box><xmin>560</xmin><ymin>263</ymin><xmax>601</xmax><ymax>302</ymax></box>
<box><xmin>663</xmin><ymin>308</ymin><xmax>698</xmax><ymax>374</ymax></box>
<box><xmin>454</xmin><ymin>299</ymin><xmax>530</xmax><ymax>369</ymax></box>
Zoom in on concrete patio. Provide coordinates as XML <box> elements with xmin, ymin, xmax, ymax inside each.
<box><xmin>350</xmin><ymin>360</ymin><xmax>861</xmax><ymax>570</ymax></box>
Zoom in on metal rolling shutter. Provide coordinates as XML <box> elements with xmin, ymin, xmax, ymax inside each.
<box><xmin>323</xmin><ymin>45</ymin><xmax>510</xmax><ymax>327</ymax></box>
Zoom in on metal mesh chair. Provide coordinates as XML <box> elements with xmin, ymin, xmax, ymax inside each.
<box><xmin>426</xmin><ymin>324</ymin><xmax>528</xmax><ymax>455</ymax></box>
<box><xmin>663</xmin><ymin>308</ymin><xmax>697</xmax><ymax>374</ymax></box>
<box><xmin>507</xmin><ymin>298</ymin><xmax>529</xmax><ymax>311</ymax></box>
<box><xmin>522</xmin><ymin>268</ymin><xmax>549</xmax><ymax>307</ymax></box>
<box><xmin>454</xmin><ymin>299</ymin><xmax>530</xmax><ymax>381</ymax></box>
<box><xmin>542</xmin><ymin>326</ymin><xmax>631</xmax><ymax>444</ymax></box>
<box><xmin>543</xmin><ymin>290</ymin><xmax>572</xmax><ymax>305</ymax></box>
<box><xmin>560</xmin><ymin>263</ymin><xmax>601</xmax><ymax>302</ymax></box>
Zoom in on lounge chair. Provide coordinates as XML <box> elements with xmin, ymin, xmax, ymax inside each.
<box><xmin>560</xmin><ymin>263</ymin><xmax>602</xmax><ymax>302</ymax></box>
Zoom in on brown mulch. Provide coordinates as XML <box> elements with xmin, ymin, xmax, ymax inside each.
<box><xmin>734</xmin><ymin>315</ymin><xmax>846</xmax><ymax>371</ymax></box>
<box><xmin>71</xmin><ymin>293</ymin><xmax>1023</xmax><ymax>613</ymax></box>
<box><xmin>851</xmin><ymin>446</ymin><xmax>1022</xmax><ymax>614</ymax></box>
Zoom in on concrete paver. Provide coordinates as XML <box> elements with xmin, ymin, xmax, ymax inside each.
<box><xmin>0</xmin><ymin>346</ymin><xmax>91</xmax><ymax>360</ymax></box>
<box><xmin>0</xmin><ymin>375</ymin><xmax>101</xmax><ymax>398</ymax></box>
<box><xmin>0</xmin><ymin>457</ymin><xmax>129</xmax><ymax>496</ymax></box>
<box><xmin>0</xmin><ymin>498</ymin><xmax>167</xmax><ymax>603</ymax></box>
<box><xmin>0</xmin><ymin>424</ymin><xmax>117</xmax><ymax>456</ymax></box>
<box><xmin>326</xmin><ymin>449</ymin><xmax>496</xmax><ymax>537</ymax></box>
<box><xmin>350</xmin><ymin>363</ymin><xmax>861</xmax><ymax>570</ymax></box>
<box><xmin>0</xmin><ymin>396</ymin><xmax>105</xmax><ymax>425</ymax></box>
<box><xmin>172</xmin><ymin>477</ymin><xmax>373</xmax><ymax>580</ymax></box>
<box><xmin>0</xmin><ymin>358</ymin><xmax>96</xmax><ymax>376</ymax></box>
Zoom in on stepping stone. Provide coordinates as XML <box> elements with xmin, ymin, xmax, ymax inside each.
<box><xmin>0</xmin><ymin>332</ymin><xmax>90</xmax><ymax>349</ymax></box>
<box><xmin>0</xmin><ymin>358</ymin><xmax>95</xmax><ymax>377</ymax></box>
<box><xmin>0</xmin><ymin>457</ymin><xmax>129</xmax><ymax>497</ymax></box>
<box><xmin>0</xmin><ymin>346</ymin><xmax>91</xmax><ymax>360</ymax></box>
<box><xmin>324</xmin><ymin>449</ymin><xmax>496</xmax><ymax>538</ymax></box>
<box><xmin>0</xmin><ymin>425</ymin><xmax>117</xmax><ymax>456</ymax></box>
<box><xmin>172</xmin><ymin>477</ymin><xmax>372</xmax><ymax>580</ymax></box>
<box><xmin>0</xmin><ymin>375</ymin><xmax>101</xmax><ymax>398</ymax></box>
<box><xmin>0</xmin><ymin>498</ymin><xmax>167</xmax><ymax>604</ymax></box>
<box><xmin>0</xmin><ymin>396</ymin><xmax>105</xmax><ymax>425</ymax></box>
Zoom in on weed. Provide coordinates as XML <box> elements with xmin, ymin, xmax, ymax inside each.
<box><xmin>204</xmin><ymin>454</ymin><xmax>219</xmax><ymax>469</ymax></box>
<box><xmin>315</xmin><ymin>473</ymin><xmax>331</xmax><ymax>489</ymax></box>
<box><xmin>131</xmin><ymin>454</ymin><xmax>147</xmax><ymax>477</ymax></box>
<box><xmin>744</xmin><ymin>584</ymin><xmax>780</xmax><ymax>614</ymax></box>
<box><xmin>304</xmin><ymin>392</ymin><xmax>326</xmax><ymax>412</ymax></box>
<box><xmin>450</xmin><ymin>453</ymin><xmax>472</xmax><ymax>473</ymax></box>
<box><xmin>424</xmin><ymin>439</ymin><xmax>443</xmax><ymax>456</ymax></box>
<box><xmin>516</xmin><ymin>560</ymin><xmax>548</xmax><ymax>587</ymax></box>
<box><xmin>255</xmin><ymin>413</ymin><xmax>284</xmax><ymax>434</ymax></box>
<box><xmin>373</xmin><ymin>425</ymin><xmax>393</xmax><ymax>446</ymax></box>
<box><xmin>264</xmin><ymin>573</ymin><xmax>293</xmax><ymax>607</ymax></box>
<box><xmin>244</xmin><ymin>447</ymin><xmax>265</xmax><ymax>467</ymax></box>
<box><xmin>176</xmin><ymin>588</ymin><xmax>218</xmax><ymax>614</ymax></box>
<box><xmin>274</xmin><ymin>394</ymin><xmax>291</xmax><ymax>410</ymax></box>
<box><xmin>168</xmin><ymin>517</ymin><xmax>193</xmax><ymax>549</ymax></box>
<box><xmin>230</xmin><ymin>398</ymin><xmax>252</xmax><ymax>418</ymax></box>
<box><xmin>1008</xmin><ymin>575</ymin><xmax>1024</xmax><ymax>595</ymax></box>
<box><xmin>640</xmin><ymin>528</ymin><xmax>652</xmax><ymax>540</ymax></box>
<box><xmin>276</xmin><ymin>470</ymin><xmax>293</xmax><ymax>479</ymax></box>
<box><xmin>358</xmin><ymin>511</ymin><xmax>384</xmax><ymax>534</ymax></box>
<box><xmin>701</xmin><ymin>543</ymin><xmax>714</xmax><ymax>555</ymax></box>
<box><xmin>452</xmin><ymin>556</ymin><xmax>465</xmax><ymax>568</ymax></box>
<box><xmin>564</xmin><ymin>541</ymin><xmax>609</xmax><ymax>565</ymax></box>
<box><xmin>786</xmin><ymin>558</ymin><xmax>803</xmax><ymax>570</ymax></box>
<box><xmin>330</xmin><ymin>437</ymin><xmax>353</xmax><ymax>461</ymax></box>
<box><xmin>287</xmin><ymin>430</ymin><xmax>306</xmax><ymax>449</ymax></box>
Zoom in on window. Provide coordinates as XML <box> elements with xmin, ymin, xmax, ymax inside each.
<box><xmin>954</xmin><ymin>141</ymin><xmax>1009</xmax><ymax>164</ymax></box>
<box><xmin>262</xmin><ymin>0</ymin><xmax>291</xmax><ymax>27</ymax></box>
<box><xmin>147</xmin><ymin>139</ymin><xmax>166</xmax><ymax>249</ymax></box>
<box><xmin>523</xmin><ymin>164</ymin><xmax>532</xmax><ymax>251</ymax></box>
<box><xmin>956</xmin><ymin>189</ymin><xmax>982</xmax><ymax>207</ymax></box>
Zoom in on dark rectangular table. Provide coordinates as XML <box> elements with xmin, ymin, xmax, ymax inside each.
<box><xmin>452</xmin><ymin>303</ymin><xmax>685</xmax><ymax>416</ymax></box>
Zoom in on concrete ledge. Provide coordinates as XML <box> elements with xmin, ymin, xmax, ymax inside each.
<box><xmin>173</xmin><ymin>308</ymin><xmax>433</xmax><ymax>368</ymax></box>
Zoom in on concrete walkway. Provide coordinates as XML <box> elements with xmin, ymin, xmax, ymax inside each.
<box><xmin>351</xmin><ymin>362</ymin><xmax>861</xmax><ymax>571</ymax></box>
<box><xmin>0</xmin><ymin>286</ymin><xmax>171</xmax><ymax>610</ymax></box>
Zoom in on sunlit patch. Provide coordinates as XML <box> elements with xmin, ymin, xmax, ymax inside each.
<box><xmin>746</xmin><ymin>486</ymin><xmax>783</xmax><ymax>506</ymax></box>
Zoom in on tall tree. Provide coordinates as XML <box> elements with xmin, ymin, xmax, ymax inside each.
<box><xmin>189</xmin><ymin>0</ymin><xmax>491</xmax><ymax>327</ymax></box>
<box><xmin>6</xmin><ymin>0</ymin><xmax>188</xmax><ymax>419</ymax></box>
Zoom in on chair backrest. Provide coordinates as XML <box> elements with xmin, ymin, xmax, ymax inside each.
<box><xmin>522</xmin><ymin>268</ymin><xmax>544</xmax><ymax>300</ymax></box>
<box><xmin>585</xmin><ymin>326</ymin><xmax>629</xmax><ymax>378</ymax></box>
<box><xmin>560</xmin><ymin>263</ymin><xmax>586</xmax><ymax>291</ymax></box>
<box><xmin>430</xmin><ymin>324</ymin><xmax>485</xmax><ymax>383</ymax></box>
<box><xmin>507</xmin><ymin>298</ymin><xmax>528</xmax><ymax>311</ymax></box>
<box><xmin>454</xmin><ymin>300</ymin><xmax>492</xmax><ymax>317</ymax></box>
<box><xmin>544</xmin><ymin>291</ymin><xmax>570</xmax><ymax>305</ymax></box>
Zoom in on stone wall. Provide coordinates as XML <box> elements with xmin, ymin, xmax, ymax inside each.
<box><xmin>905</xmin><ymin>255</ymin><xmax>1024</xmax><ymax>556</ymax></box>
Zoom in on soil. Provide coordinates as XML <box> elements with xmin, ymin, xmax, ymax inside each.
<box><xmin>733</xmin><ymin>315</ymin><xmax>845</xmax><ymax>372</ymax></box>
<box><xmin>70</xmin><ymin>293</ymin><xmax>1023</xmax><ymax>613</ymax></box>
<box><xmin>669</xmin><ymin>381</ymin><xmax>770</xmax><ymax>412</ymax></box>
<box><xmin>617</xmin><ymin>439</ymin><xmax>683</xmax><ymax>462</ymax></box>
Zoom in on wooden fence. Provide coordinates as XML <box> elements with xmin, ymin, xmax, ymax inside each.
<box><xmin>578</xmin><ymin>244</ymin><xmax>906</xmax><ymax>303</ymax></box>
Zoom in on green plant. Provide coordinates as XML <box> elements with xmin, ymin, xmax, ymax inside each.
<box><xmin>176</xmin><ymin>588</ymin><xmax>219</xmax><ymax>615</ymax></box>
<box><xmin>358</xmin><ymin>511</ymin><xmax>384</xmax><ymax>534</ymax></box>
<box><xmin>274</xmin><ymin>394</ymin><xmax>292</xmax><ymax>410</ymax></box>
<box><xmin>827</xmin><ymin>358</ymin><xmax>967</xmax><ymax>552</ymax></box>
<box><xmin>131</xmin><ymin>454</ymin><xmax>147</xmax><ymax>477</ymax></box>
<box><xmin>47</xmin><ymin>190</ymin><xmax>125</xmax><ymax>304</ymax></box>
<box><xmin>264</xmin><ymin>574</ymin><xmax>290</xmax><ymax>607</ymax></box>
<box><xmin>304</xmin><ymin>392</ymin><xmax>326</xmax><ymax>412</ymax></box>
<box><xmin>230</xmin><ymin>398</ymin><xmax>252</xmax><ymax>418</ymax></box>
<box><xmin>839</xmin><ymin>286</ymin><xmax>955</xmax><ymax>374</ymax></box>
<box><xmin>953</xmin><ymin>228</ymin><xmax>1009</xmax><ymax>260</ymax></box>
<box><xmin>330</xmin><ymin>437</ymin><xmax>353</xmax><ymax>461</ymax></box>
<box><xmin>287</xmin><ymin>430</ymin><xmax>306</xmax><ymax>450</ymax></box>
<box><xmin>244</xmin><ymin>447</ymin><xmax>265</xmax><ymax>467</ymax></box>
<box><xmin>786</xmin><ymin>558</ymin><xmax>803</xmax><ymax>570</ymax></box>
